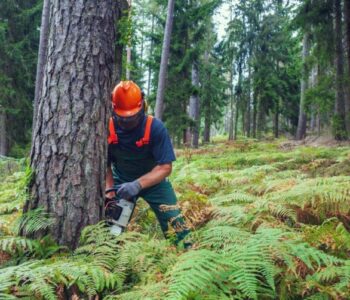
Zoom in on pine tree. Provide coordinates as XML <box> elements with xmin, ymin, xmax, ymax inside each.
<box><xmin>24</xmin><ymin>0</ymin><xmax>119</xmax><ymax>248</ymax></box>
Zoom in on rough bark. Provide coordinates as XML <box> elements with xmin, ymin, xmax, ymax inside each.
<box><xmin>32</xmin><ymin>0</ymin><xmax>51</xmax><ymax>131</ymax></box>
<box><xmin>333</xmin><ymin>0</ymin><xmax>347</xmax><ymax>140</ymax></box>
<box><xmin>25</xmin><ymin>0</ymin><xmax>118</xmax><ymax>249</ymax></box>
<box><xmin>296</xmin><ymin>33</ymin><xmax>310</xmax><ymax>140</ymax></box>
<box><xmin>0</xmin><ymin>108</ymin><xmax>7</xmax><ymax>156</ymax></box>
<box><xmin>147</xmin><ymin>16</ymin><xmax>155</xmax><ymax>97</ymax></box>
<box><xmin>188</xmin><ymin>63</ymin><xmax>200</xmax><ymax>148</ymax></box>
<box><xmin>155</xmin><ymin>0</ymin><xmax>175</xmax><ymax>120</ymax></box>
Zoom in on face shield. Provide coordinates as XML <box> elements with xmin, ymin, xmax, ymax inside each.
<box><xmin>116</xmin><ymin>108</ymin><xmax>144</xmax><ymax>131</ymax></box>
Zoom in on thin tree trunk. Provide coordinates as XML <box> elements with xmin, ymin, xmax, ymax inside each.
<box><xmin>296</xmin><ymin>32</ymin><xmax>310</xmax><ymax>140</ymax></box>
<box><xmin>126</xmin><ymin>0</ymin><xmax>132</xmax><ymax>80</ymax></box>
<box><xmin>32</xmin><ymin>0</ymin><xmax>50</xmax><ymax>131</ymax></box>
<box><xmin>139</xmin><ymin>13</ymin><xmax>145</xmax><ymax>73</ymax></box>
<box><xmin>256</xmin><ymin>98</ymin><xmax>265</xmax><ymax>139</ymax></box>
<box><xmin>344</xmin><ymin>0</ymin><xmax>350</xmax><ymax>133</ymax></box>
<box><xmin>333</xmin><ymin>0</ymin><xmax>347</xmax><ymax>140</ymax></box>
<box><xmin>245</xmin><ymin>63</ymin><xmax>252</xmax><ymax>137</ymax></box>
<box><xmin>228</xmin><ymin>69</ymin><xmax>234</xmax><ymax>140</ymax></box>
<box><xmin>274</xmin><ymin>108</ymin><xmax>279</xmax><ymax>138</ymax></box>
<box><xmin>155</xmin><ymin>0</ymin><xmax>175</xmax><ymax>120</ymax></box>
<box><xmin>188</xmin><ymin>63</ymin><xmax>200</xmax><ymax>148</ymax></box>
<box><xmin>0</xmin><ymin>108</ymin><xmax>7</xmax><ymax>156</ymax></box>
<box><xmin>252</xmin><ymin>93</ymin><xmax>257</xmax><ymax>138</ymax></box>
<box><xmin>25</xmin><ymin>0</ymin><xmax>118</xmax><ymax>249</ymax></box>
<box><xmin>234</xmin><ymin>101</ymin><xmax>239</xmax><ymax>140</ymax></box>
<box><xmin>147</xmin><ymin>16</ymin><xmax>155</xmax><ymax>97</ymax></box>
<box><xmin>203</xmin><ymin>110</ymin><xmax>210</xmax><ymax>143</ymax></box>
<box><xmin>114</xmin><ymin>0</ymin><xmax>129</xmax><ymax>83</ymax></box>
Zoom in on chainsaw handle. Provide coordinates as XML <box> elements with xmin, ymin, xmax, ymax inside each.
<box><xmin>105</xmin><ymin>187</ymin><xmax>120</xmax><ymax>195</ymax></box>
<box><xmin>105</xmin><ymin>187</ymin><xmax>138</xmax><ymax>204</ymax></box>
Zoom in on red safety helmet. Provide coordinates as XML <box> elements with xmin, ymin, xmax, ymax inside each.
<box><xmin>111</xmin><ymin>81</ymin><xmax>143</xmax><ymax>117</ymax></box>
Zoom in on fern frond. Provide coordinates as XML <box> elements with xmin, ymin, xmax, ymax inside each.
<box><xmin>14</xmin><ymin>207</ymin><xmax>55</xmax><ymax>235</ymax></box>
<box><xmin>195</xmin><ymin>225</ymin><xmax>250</xmax><ymax>250</ymax></box>
<box><xmin>211</xmin><ymin>191</ymin><xmax>258</xmax><ymax>205</ymax></box>
<box><xmin>166</xmin><ymin>249</ymin><xmax>230</xmax><ymax>300</ymax></box>
<box><xmin>105</xmin><ymin>282</ymin><xmax>167</xmax><ymax>300</ymax></box>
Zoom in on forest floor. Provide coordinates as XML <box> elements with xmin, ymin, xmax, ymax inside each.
<box><xmin>0</xmin><ymin>139</ymin><xmax>350</xmax><ymax>299</ymax></box>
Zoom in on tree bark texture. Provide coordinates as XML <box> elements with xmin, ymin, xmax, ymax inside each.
<box><xmin>155</xmin><ymin>0</ymin><xmax>175</xmax><ymax>120</ymax></box>
<box><xmin>189</xmin><ymin>63</ymin><xmax>200</xmax><ymax>148</ymax></box>
<box><xmin>0</xmin><ymin>108</ymin><xmax>7</xmax><ymax>156</ymax></box>
<box><xmin>26</xmin><ymin>0</ymin><xmax>118</xmax><ymax>248</ymax></box>
<box><xmin>32</xmin><ymin>0</ymin><xmax>51</xmax><ymax>132</ymax></box>
<box><xmin>333</xmin><ymin>0</ymin><xmax>347</xmax><ymax>140</ymax></box>
<box><xmin>296</xmin><ymin>32</ymin><xmax>310</xmax><ymax>140</ymax></box>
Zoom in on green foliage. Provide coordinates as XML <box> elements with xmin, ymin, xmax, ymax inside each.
<box><xmin>0</xmin><ymin>0</ymin><xmax>41</xmax><ymax>155</ymax></box>
<box><xmin>1</xmin><ymin>141</ymin><xmax>350</xmax><ymax>299</ymax></box>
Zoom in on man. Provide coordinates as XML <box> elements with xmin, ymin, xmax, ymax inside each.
<box><xmin>106</xmin><ymin>80</ymin><xmax>189</xmax><ymax>244</ymax></box>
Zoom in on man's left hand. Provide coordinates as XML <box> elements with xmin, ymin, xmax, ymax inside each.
<box><xmin>117</xmin><ymin>180</ymin><xmax>142</xmax><ymax>199</ymax></box>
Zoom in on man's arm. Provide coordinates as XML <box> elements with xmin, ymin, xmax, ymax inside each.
<box><xmin>105</xmin><ymin>163</ymin><xmax>172</xmax><ymax>199</ymax></box>
<box><xmin>138</xmin><ymin>163</ymin><xmax>172</xmax><ymax>189</ymax></box>
<box><xmin>106</xmin><ymin>165</ymin><xmax>115</xmax><ymax>198</ymax></box>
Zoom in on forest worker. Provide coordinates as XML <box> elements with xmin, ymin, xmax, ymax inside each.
<box><xmin>105</xmin><ymin>80</ymin><xmax>190</xmax><ymax>245</ymax></box>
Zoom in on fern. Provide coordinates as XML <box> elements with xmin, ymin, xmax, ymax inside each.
<box><xmin>14</xmin><ymin>207</ymin><xmax>55</xmax><ymax>235</ymax></box>
<box><xmin>166</xmin><ymin>249</ymin><xmax>230</xmax><ymax>300</ymax></box>
<box><xmin>105</xmin><ymin>282</ymin><xmax>167</xmax><ymax>300</ymax></box>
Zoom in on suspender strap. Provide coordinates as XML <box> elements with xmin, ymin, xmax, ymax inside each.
<box><xmin>108</xmin><ymin>117</ymin><xmax>118</xmax><ymax>144</ymax></box>
<box><xmin>108</xmin><ymin>115</ymin><xmax>153</xmax><ymax>146</ymax></box>
<box><xmin>136</xmin><ymin>115</ymin><xmax>153</xmax><ymax>147</ymax></box>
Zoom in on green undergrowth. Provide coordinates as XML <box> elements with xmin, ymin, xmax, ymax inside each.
<box><xmin>0</xmin><ymin>140</ymin><xmax>350</xmax><ymax>299</ymax></box>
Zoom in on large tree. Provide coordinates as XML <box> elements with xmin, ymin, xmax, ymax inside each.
<box><xmin>24</xmin><ymin>0</ymin><xmax>118</xmax><ymax>248</ymax></box>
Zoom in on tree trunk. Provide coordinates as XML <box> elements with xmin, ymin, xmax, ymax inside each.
<box><xmin>32</xmin><ymin>0</ymin><xmax>51</xmax><ymax>131</ymax></box>
<box><xmin>155</xmin><ymin>0</ymin><xmax>175</xmax><ymax>120</ymax></box>
<box><xmin>25</xmin><ymin>0</ymin><xmax>118</xmax><ymax>249</ymax></box>
<box><xmin>234</xmin><ymin>101</ymin><xmax>239</xmax><ymax>140</ymax></box>
<box><xmin>274</xmin><ymin>108</ymin><xmax>279</xmax><ymax>138</ymax></box>
<box><xmin>203</xmin><ymin>103</ymin><xmax>211</xmax><ymax>143</ymax></box>
<box><xmin>245</xmin><ymin>64</ymin><xmax>252</xmax><ymax>137</ymax></box>
<box><xmin>228</xmin><ymin>75</ymin><xmax>234</xmax><ymax>141</ymax></box>
<box><xmin>126</xmin><ymin>0</ymin><xmax>132</xmax><ymax>80</ymax></box>
<box><xmin>0</xmin><ymin>108</ymin><xmax>7</xmax><ymax>156</ymax></box>
<box><xmin>114</xmin><ymin>0</ymin><xmax>129</xmax><ymax>83</ymax></box>
<box><xmin>252</xmin><ymin>93</ymin><xmax>257</xmax><ymax>138</ymax></box>
<box><xmin>188</xmin><ymin>63</ymin><xmax>200</xmax><ymax>148</ymax></box>
<box><xmin>147</xmin><ymin>16</ymin><xmax>155</xmax><ymax>97</ymax></box>
<box><xmin>344</xmin><ymin>0</ymin><xmax>350</xmax><ymax>133</ymax></box>
<box><xmin>296</xmin><ymin>32</ymin><xmax>310</xmax><ymax>140</ymax></box>
<box><xmin>333</xmin><ymin>0</ymin><xmax>347</xmax><ymax>140</ymax></box>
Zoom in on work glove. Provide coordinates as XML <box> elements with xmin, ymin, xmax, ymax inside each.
<box><xmin>117</xmin><ymin>180</ymin><xmax>142</xmax><ymax>200</ymax></box>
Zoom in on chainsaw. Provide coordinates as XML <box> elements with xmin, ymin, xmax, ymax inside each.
<box><xmin>105</xmin><ymin>187</ymin><xmax>138</xmax><ymax>236</ymax></box>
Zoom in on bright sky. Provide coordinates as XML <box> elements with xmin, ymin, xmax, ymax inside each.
<box><xmin>214</xmin><ymin>1</ymin><xmax>231</xmax><ymax>41</ymax></box>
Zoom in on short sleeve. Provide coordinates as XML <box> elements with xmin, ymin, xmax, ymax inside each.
<box><xmin>151</xmin><ymin>119</ymin><xmax>176</xmax><ymax>164</ymax></box>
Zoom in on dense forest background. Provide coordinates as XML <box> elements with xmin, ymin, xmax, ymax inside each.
<box><xmin>1</xmin><ymin>0</ymin><xmax>350</xmax><ymax>158</ymax></box>
<box><xmin>1</xmin><ymin>1</ymin><xmax>350</xmax><ymax>299</ymax></box>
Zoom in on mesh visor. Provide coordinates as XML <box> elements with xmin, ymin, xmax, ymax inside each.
<box><xmin>116</xmin><ymin>110</ymin><xmax>144</xmax><ymax>131</ymax></box>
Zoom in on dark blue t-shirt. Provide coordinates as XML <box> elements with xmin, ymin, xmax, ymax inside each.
<box><xmin>107</xmin><ymin>114</ymin><xmax>176</xmax><ymax>165</ymax></box>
